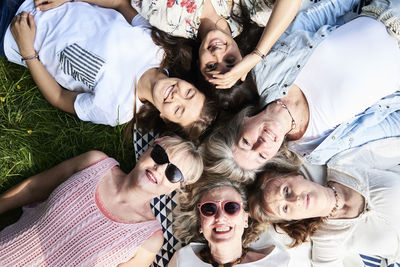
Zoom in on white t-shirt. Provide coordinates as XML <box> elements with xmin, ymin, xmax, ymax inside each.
<box><xmin>290</xmin><ymin>17</ymin><xmax>400</xmax><ymax>154</ymax></box>
<box><xmin>169</xmin><ymin>243</ymin><xmax>289</xmax><ymax>267</ymax></box>
<box><xmin>4</xmin><ymin>1</ymin><xmax>163</xmax><ymax>126</ymax></box>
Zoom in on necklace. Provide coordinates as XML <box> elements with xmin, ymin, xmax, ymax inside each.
<box><xmin>200</xmin><ymin>246</ymin><xmax>248</xmax><ymax>267</ymax></box>
<box><xmin>327</xmin><ymin>182</ymin><xmax>339</xmax><ymax>218</ymax></box>
<box><xmin>276</xmin><ymin>100</ymin><xmax>296</xmax><ymax>133</ymax></box>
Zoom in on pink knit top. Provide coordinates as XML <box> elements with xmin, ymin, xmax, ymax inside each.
<box><xmin>0</xmin><ymin>158</ymin><xmax>162</xmax><ymax>266</ymax></box>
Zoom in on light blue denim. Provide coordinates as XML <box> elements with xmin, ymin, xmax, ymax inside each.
<box><xmin>252</xmin><ymin>0</ymin><xmax>400</xmax><ymax>164</ymax></box>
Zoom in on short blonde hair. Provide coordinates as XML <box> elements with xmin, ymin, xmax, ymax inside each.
<box><xmin>157</xmin><ymin>136</ymin><xmax>203</xmax><ymax>185</ymax></box>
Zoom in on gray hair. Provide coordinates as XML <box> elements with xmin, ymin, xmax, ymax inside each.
<box><xmin>201</xmin><ymin>106</ymin><xmax>259</xmax><ymax>184</ymax></box>
<box><xmin>202</xmin><ymin>103</ymin><xmax>296</xmax><ymax>184</ymax></box>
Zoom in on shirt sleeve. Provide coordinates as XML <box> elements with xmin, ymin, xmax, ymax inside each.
<box><xmin>328</xmin><ymin>137</ymin><xmax>400</xmax><ymax>171</ymax></box>
<box><xmin>131</xmin><ymin>14</ymin><xmax>151</xmax><ymax>27</ymax></box>
<box><xmin>74</xmin><ymin>92</ymin><xmax>120</xmax><ymax>126</ymax></box>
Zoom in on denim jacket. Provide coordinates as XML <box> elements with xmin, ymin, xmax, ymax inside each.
<box><xmin>252</xmin><ymin>0</ymin><xmax>360</xmax><ymax>102</ymax></box>
<box><xmin>305</xmin><ymin>92</ymin><xmax>400</xmax><ymax>164</ymax></box>
<box><xmin>253</xmin><ymin>0</ymin><xmax>400</xmax><ymax>164</ymax></box>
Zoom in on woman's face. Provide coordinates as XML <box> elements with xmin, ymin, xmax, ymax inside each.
<box><xmin>263</xmin><ymin>174</ymin><xmax>332</xmax><ymax>220</ymax></box>
<box><xmin>233</xmin><ymin>110</ymin><xmax>287</xmax><ymax>171</ymax></box>
<box><xmin>134</xmin><ymin>142</ymin><xmax>195</xmax><ymax>196</ymax></box>
<box><xmin>152</xmin><ymin>77</ymin><xmax>206</xmax><ymax>127</ymax></box>
<box><xmin>198</xmin><ymin>29</ymin><xmax>242</xmax><ymax>81</ymax></box>
<box><xmin>199</xmin><ymin>186</ymin><xmax>248</xmax><ymax>247</ymax></box>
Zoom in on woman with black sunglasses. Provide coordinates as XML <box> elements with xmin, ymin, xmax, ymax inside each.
<box><xmin>170</xmin><ymin>176</ymin><xmax>289</xmax><ymax>266</ymax></box>
<box><xmin>0</xmin><ymin>136</ymin><xmax>203</xmax><ymax>266</ymax></box>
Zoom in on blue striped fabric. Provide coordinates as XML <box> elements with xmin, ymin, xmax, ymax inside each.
<box><xmin>58</xmin><ymin>43</ymin><xmax>105</xmax><ymax>90</ymax></box>
<box><xmin>360</xmin><ymin>254</ymin><xmax>400</xmax><ymax>267</ymax></box>
<box><xmin>360</xmin><ymin>254</ymin><xmax>381</xmax><ymax>267</ymax></box>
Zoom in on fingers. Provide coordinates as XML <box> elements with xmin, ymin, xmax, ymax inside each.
<box><xmin>28</xmin><ymin>12</ymin><xmax>36</xmax><ymax>29</ymax></box>
<box><xmin>209</xmin><ymin>74</ymin><xmax>237</xmax><ymax>89</ymax></box>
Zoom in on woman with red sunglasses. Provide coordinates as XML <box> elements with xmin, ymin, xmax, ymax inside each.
<box><xmin>170</xmin><ymin>176</ymin><xmax>289</xmax><ymax>266</ymax></box>
<box><xmin>0</xmin><ymin>136</ymin><xmax>203</xmax><ymax>266</ymax></box>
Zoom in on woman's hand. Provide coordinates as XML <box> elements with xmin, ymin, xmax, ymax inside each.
<box><xmin>10</xmin><ymin>12</ymin><xmax>37</xmax><ymax>59</ymax></box>
<box><xmin>209</xmin><ymin>53</ymin><xmax>260</xmax><ymax>89</ymax></box>
<box><xmin>34</xmin><ymin>0</ymin><xmax>69</xmax><ymax>11</ymax></box>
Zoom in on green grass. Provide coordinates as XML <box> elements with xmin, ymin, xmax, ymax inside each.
<box><xmin>0</xmin><ymin>57</ymin><xmax>135</xmax><ymax>228</ymax></box>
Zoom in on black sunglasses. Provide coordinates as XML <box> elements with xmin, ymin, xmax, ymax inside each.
<box><xmin>150</xmin><ymin>144</ymin><xmax>184</xmax><ymax>183</ymax></box>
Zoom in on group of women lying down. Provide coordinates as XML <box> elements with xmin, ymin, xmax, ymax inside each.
<box><xmin>0</xmin><ymin>0</ymin><xmax>400</xmax><ymax>265</ymax></box>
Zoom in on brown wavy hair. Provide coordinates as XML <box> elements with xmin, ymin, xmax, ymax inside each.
<box><xmin>174</xmin><ymin>175</ymin><xmax>267</xmax><ymax>248</ymax></box>
<box><xmin>249</xmin><ymin>165</ymin><xmax>326</xmax><ymax>248</ymax></box>
<box><xmin>135</xmin><ymin>97</ymin><xmax>218</xmax><ymax>143</ymax></box>
<box><xmin>123</xmin><ymin>28</ymin><xmax>218</xmax><ymax>143</ymax></box>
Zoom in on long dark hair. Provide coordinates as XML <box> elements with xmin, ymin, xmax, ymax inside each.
<box><xmin>191</xmin><ymin>1</ymin><xmax>267</xmax><ymax>113</ymax></box>
<box><xmin>135</xmin><ymin>97</ymin><xmax>218</xmax><ymax>144</ymax></box>
<box><xmin>124</xmin><ymin>27</ymin><xmax>217</xmax><ymax>143</ymax></box>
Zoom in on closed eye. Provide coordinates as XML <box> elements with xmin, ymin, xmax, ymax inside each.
<box><xmin>259</xmin><ymin>153</ymin><xmax>266</xmax><ymax>160</ymax></box>
<box><xmin>174</xmin><ymin>106</ymin><xmax>184</xmax><ymax>118</ymax></box>
<box><xmin>186</xmin><ymin>88</ymin><xmax>195</xmax><ymax>99</ymax></box>
<box><xmin>174</xmin><ymin>106</ymin><xmax>181</xmax><ymax>116</ymax></box>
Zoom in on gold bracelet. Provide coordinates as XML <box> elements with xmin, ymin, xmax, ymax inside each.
<box><xmin>21</xmin><ymin>52</ymin><xmax>39</xmax><ymax>62</ymax></box>
<box><xmin>252</xmin><ymin>48</ymin><xmax>265</xmax><ymax>59</ymax></box>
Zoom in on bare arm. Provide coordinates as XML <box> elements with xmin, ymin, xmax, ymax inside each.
<box><xmin>0</xmin><ymin>150</ymin><xmax>108</xmax><ymax>215</ymax></box>
<box><xmin>34</xmin><ymin>0</ymin><xmax>138</xmax><ymax>23</ymax></box>
<box><xmin>210</xmin><ymin>0</ymin><xmax>302</xmax><ymax>89</ymax></box>
<box><xmin>118</xmin><ymin>231</ymin><xmax>164</xmax><ymax>267</ymax></box>
<box><xmin>253</xmin><ymin>0</ymin><xmax>302</xmax><ymax>60</ymax></box>
<box><xmin>11</xmin><ymin>12</ymin><xmax>79</xmax><ymax>114</ymax></box>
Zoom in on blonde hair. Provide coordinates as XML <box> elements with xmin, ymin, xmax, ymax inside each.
<box><xmin>173</xmin><ymin>175</ymin><xmax>267</xmax><ymax>248</ymax></box>
<box><xmin>156</xmin><ymin>136</ymin><xmax>203</xmax><ymax>185</ymax></box>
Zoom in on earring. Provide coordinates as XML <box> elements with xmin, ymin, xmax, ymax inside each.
<box><xmin>199</xmin><ymin>229</ymin><xmax>203</xmax><ymax>234</ymax></box>
<box><xmin>244</xmin><ymin>222</ymin><xmax>248</xmax><ymax>228</ymax></box>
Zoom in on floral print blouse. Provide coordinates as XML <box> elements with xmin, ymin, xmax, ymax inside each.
<box><xmin>131</xmin><ymin>0</ymin><xmax>273</xmax><ymax>39</ymax></box>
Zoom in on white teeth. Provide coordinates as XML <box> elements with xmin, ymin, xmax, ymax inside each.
<box><xmin>215</xmin><ymin>226</ymin><xmax>230</xmax><ymax>233</ymax></box>
<box><xmin>208</xmin><ymin>42</ymin><xmax>225</xmax><ymax>49</ymax></box>
<box><xmin>264</xmin><ymin>129</ymin><xmax>276</xmax><ymax>142</ymax></box>
<box><xmin>146</xmin><ymin>170</ymin><xmax>157</xmax><ymax>184</ymax></box>
<box><xmin>163</xmin><ymin>85</ymin><xmax>173</xmax><ymax>101</ymax></box>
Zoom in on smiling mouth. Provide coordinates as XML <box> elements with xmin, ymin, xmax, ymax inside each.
<box><xmin>145</xmin><ymin>170</ymin><xmax>157</xmax><ymax>184</ymax></box>
<box><xmin>213</xmin><ymin>226</ymin><xmax>232</xmax><ymax>234</ymax></box>
<box><xmin>207</xmin><ymin>39</ymin><xmax>226</xmax><ymax>50</ymax></box>
<box><xmin>163</xmin><ymin>85</ymin><xmax>174</xmax><ymax>102</ymax></box>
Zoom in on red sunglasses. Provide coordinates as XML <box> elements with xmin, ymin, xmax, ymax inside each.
<box><xmin>197</xmin><ymin>201</ymin><xmax>243</xmax><ymax>217</ymax></box>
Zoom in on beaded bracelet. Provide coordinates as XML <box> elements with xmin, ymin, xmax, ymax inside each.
<box><xmin>252</xmin><ymin>48</ymin><xmax>265</xmax><ymax>59</ymax></box>
<box><xmin>21</xmin><ymin>52</ymin><xmax>39</xmax><ymax>62</ymax></box>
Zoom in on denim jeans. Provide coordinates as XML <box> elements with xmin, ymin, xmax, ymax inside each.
<box><xmin>0</xmin><ymin>0</ymin><xmax>25</xmax><ymax>57</ymax></box>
